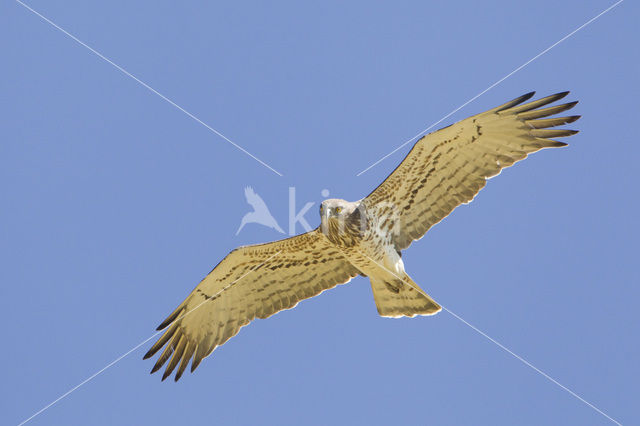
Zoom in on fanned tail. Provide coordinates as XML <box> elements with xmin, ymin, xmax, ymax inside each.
<box><xmin>370</xmin><ymin>274</ymin><xmax>441</xmax><ymax>318</ymax></box>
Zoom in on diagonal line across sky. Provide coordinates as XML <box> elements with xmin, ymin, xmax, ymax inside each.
<box><xmin>356</xmin><ymin>251</ymin><xmax>622</xmax><ymax>426</ymax></box>
<box><xmin>355</xmin><ymin>0</ymin><xmax>624</xmax><ymax>177</ymax></box>
<box><xmin>17</xmin><ymin>251</ymin><xmax>283</xmax><ymax>426</ymax></box>
<box><xmin>15</xmin><ymin>0</ymin><xmax>284</xmax><ymax>177</ymax></box>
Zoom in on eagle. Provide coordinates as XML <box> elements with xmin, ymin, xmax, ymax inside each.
<box><xmin>144</xmin><ymin>91</ymin><xmax>579</xmax><ymax>381</ymax></box>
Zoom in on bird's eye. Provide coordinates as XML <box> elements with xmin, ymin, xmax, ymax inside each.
<box><xmin>336</xmin><ymin>207</ymin><xmax>342</xmax><ymax>214</ymax></box>
<box><xmin>319</xmin><ymin>205</ymin><xmax>324</xmax><ymax>214</ymax></box>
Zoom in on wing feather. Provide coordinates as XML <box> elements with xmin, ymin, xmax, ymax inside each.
<box><xmin>363</xmin><ymin>92</ymin><xmax>580</xmax><ymax>251</ymax></box>
<box><xmin>144</xmin><ymin>229</ymin><xmax>360</xmax><ymax>380</ymax></box>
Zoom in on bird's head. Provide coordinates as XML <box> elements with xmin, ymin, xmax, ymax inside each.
<box><xmin>319</xmin><ymin>199</ymin><xmax>363</xmax><ymax>237</ymax></box>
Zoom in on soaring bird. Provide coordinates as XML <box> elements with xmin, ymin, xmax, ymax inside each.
<box><xmin>236</xmin><ymin>186</ymin><xmax>284</xmax><ymax>235</ymax></box>
<box><xmin>144</xmin><ymin>91</ymin><xmax>579</xmax><ymax>381</ymax></box>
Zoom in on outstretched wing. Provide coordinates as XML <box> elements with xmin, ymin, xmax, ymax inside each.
<box><xmin>363</xmin><ymin>91</ymin><xmax>580</xmax><ymax>251</ymax></box>
<box><xmin>144</xmin><ymin>229</ymin><xmax>360</xmax><ymax>381</ymax></box>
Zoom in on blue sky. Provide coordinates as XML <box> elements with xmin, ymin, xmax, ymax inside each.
<box><xmin>2</xmin><ymin>1</ymin><xmax>638</xmax><ymax>425</ymax></box>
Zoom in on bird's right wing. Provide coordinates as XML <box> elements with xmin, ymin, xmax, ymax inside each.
<box><xmin>144</xmin><ymin>228</ymin><xmax>360</xmax><ymax>381</ymax></box>
<box><xmin>363</xmin><ymin>91</ymin><xmax>580</xmax><ymax>251</ymax></box>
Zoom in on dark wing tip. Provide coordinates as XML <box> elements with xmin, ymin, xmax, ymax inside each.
<box><xmin>156</xmin><ymin>316</ymin><xmax>176</xmax><ymax>331</ymax></box>
<box><xmin>520</xmin><ymin>91</ymin><xmax>536</xmax><ymax>102</ymax></box>
<box><xmin>508</xmin><ymin>91</ymin><xmax>574</xmax><ymax>115</ymax></box>
<box><xmin>495</xmin><ymin>91</ymin><xmax>536</xmax><ymax>112</ymax></box>
<box><xmin>156</xmin><ymin>305</ymin><xmax>186</xmax><ymax>331</ymax></box>
<box><xmin>557</xmin><ymin>129</ymin><xmax>579</xmax><ymax>137</ymax></box>
<box><xmin>558</xmin><ymin>100</ymin><xmax>579</xmax><ymax>110</ymax></box>
<box><xmin>530</xmin><ymin>128</ymin><xmax>579</xmax><ymax>138</ymax></box>
<box><xmin>190</xmin><ymin>356</ymin><xmax>203</xmax><ymax>373</ymax></box>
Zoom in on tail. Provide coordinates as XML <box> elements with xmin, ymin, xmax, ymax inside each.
<box><xmin>370</xmin><ymin>274</ymin><xmax>441</xmax><ymax>318</ymax></box>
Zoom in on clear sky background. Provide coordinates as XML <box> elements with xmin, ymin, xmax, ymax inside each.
<box><xmin>2</xmin><ymin>1</ymin><xmax>638</xmax><ymax>425</ymax></box>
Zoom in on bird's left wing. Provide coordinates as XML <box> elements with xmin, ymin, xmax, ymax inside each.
<box><xmin>363</xmin><ymin>91</ymin><xmax>580</xmax><ymax>251</ymax></box>
<box><xmin>144</xmin><ymin>228</ymin><xmax>359</xmax><ymax>381</ymax></box>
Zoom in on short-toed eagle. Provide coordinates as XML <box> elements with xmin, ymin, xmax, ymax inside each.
<box><xmin>144</xmin><ymin>91</ymin><xmax>579</xmax><ymax>381</ymax></box>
